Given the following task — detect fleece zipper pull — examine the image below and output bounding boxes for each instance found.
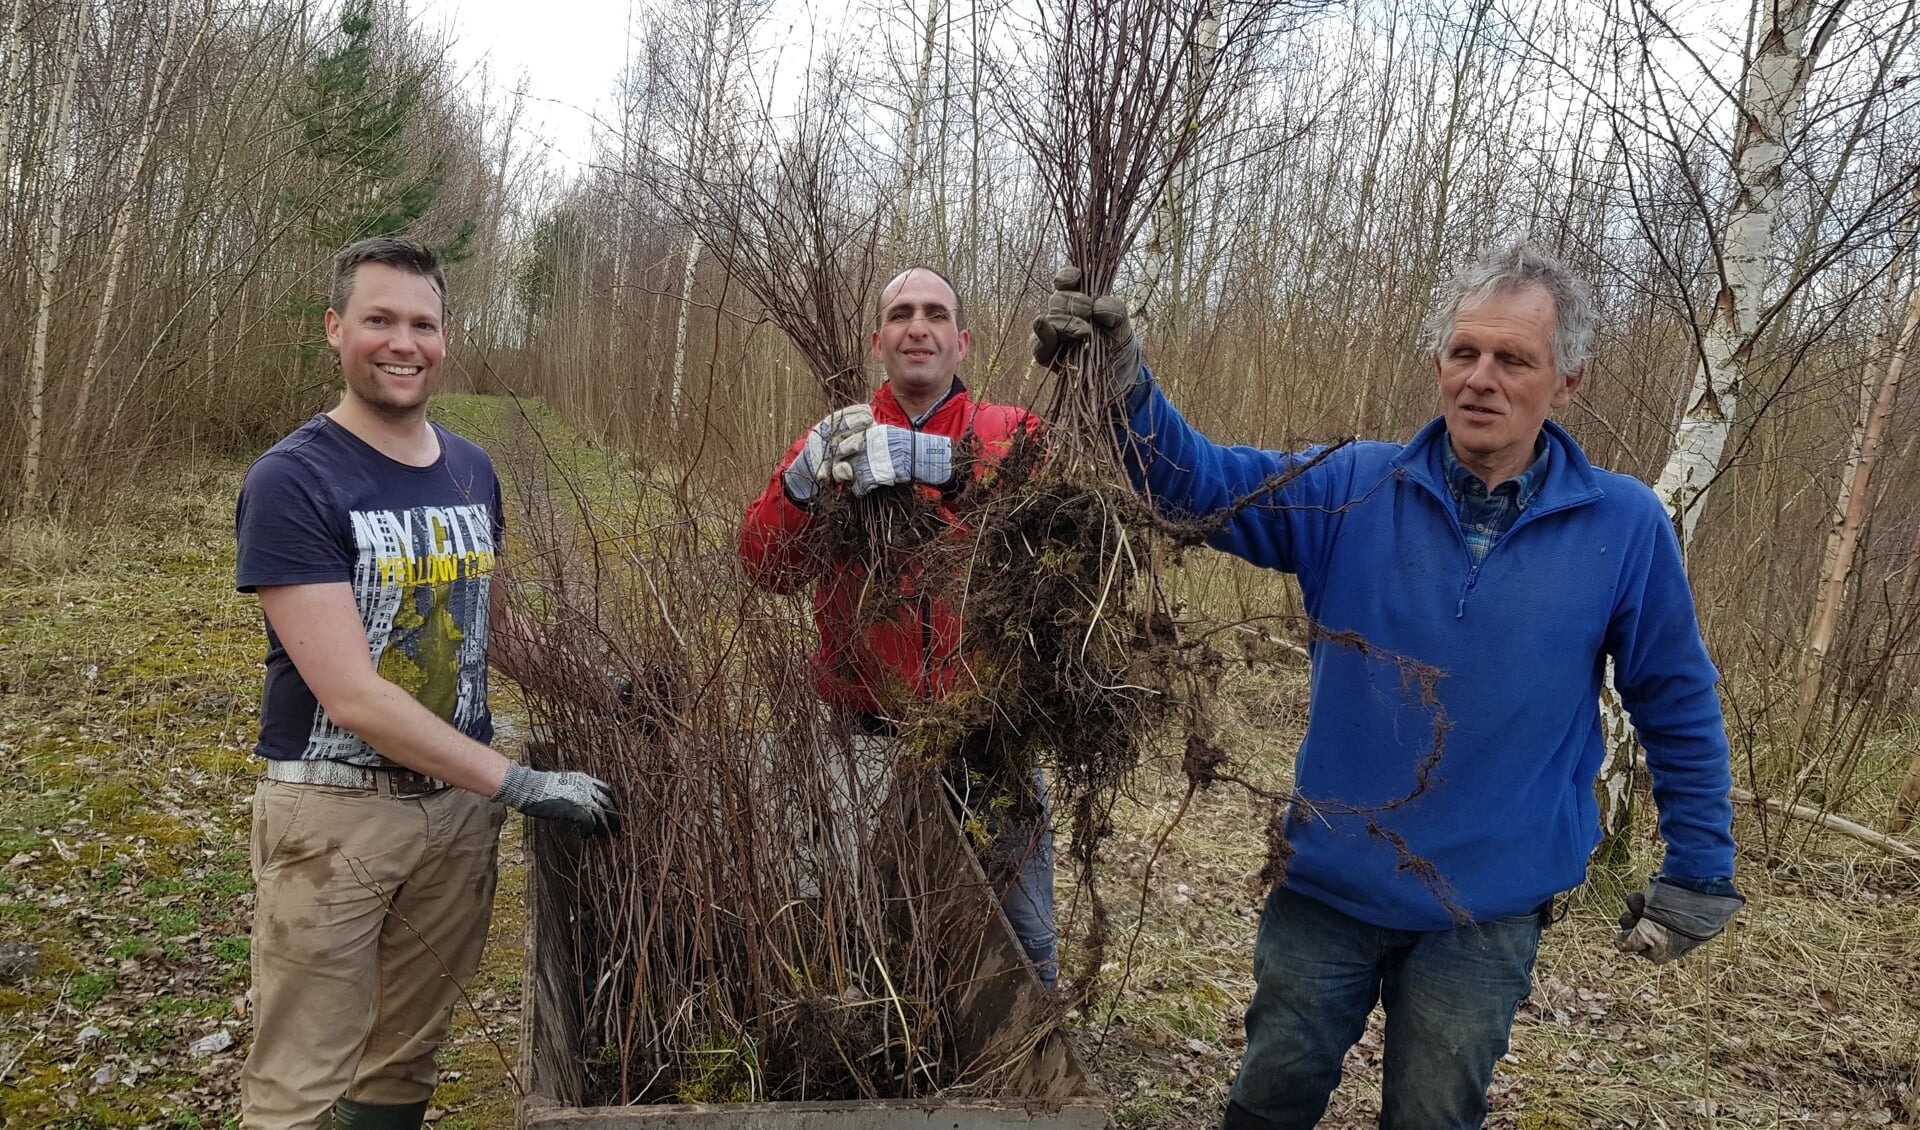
[1457,564,1480,620]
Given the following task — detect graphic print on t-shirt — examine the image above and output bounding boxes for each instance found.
[301,502,496,762]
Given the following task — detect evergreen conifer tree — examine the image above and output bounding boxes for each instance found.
[282,1,473,370]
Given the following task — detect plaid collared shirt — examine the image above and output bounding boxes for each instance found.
[1443,438,1550,566]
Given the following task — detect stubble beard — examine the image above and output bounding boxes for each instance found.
[343,368,434,425]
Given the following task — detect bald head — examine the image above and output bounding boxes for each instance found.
[876,266,965,331]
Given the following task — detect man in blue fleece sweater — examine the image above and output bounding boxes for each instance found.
[1031,247,1742,1129]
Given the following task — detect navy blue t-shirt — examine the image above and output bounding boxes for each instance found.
[236,415,504,765]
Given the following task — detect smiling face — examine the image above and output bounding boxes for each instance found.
[325,262,447,423]
[1435,285,1582,486]
[871,268,969,417]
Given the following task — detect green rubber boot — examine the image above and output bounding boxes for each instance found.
[332,1098,430,1130]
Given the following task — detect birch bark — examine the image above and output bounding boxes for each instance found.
[1596,0,1820,840]
[1794,215,1916,740]
[1868,280,1920,833]
[1136,2,1218,340]
[66,0,212,460]
[669,0,747,419]
[890,0,942,253]
[20,0,86,511]
[1647,0,1816,545]
[0,0,25,247]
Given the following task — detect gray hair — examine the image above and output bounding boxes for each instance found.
[1420,245,1597,379]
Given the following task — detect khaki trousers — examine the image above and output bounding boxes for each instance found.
[240,779,505,1130]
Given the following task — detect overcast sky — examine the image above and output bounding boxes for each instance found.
[420,0,634,170]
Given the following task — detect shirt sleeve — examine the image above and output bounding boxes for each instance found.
[739,431,822,595]
[235,452,353,592]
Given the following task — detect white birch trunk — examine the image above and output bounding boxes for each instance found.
[1596,0,1817,838]
[890,0,942,254]
[477,86,521,352]
[670,0,746,419]
[0,0,26,234]
[66,1,208,459]
[1647,0,1815,545]
[20,0,85,511]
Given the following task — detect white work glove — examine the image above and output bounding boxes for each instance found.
[830,423,953,497]
[491,761,620,837]
[782,405,875,503]
[1614,877,1743,964]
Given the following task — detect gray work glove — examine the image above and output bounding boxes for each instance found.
[1614,878,1743,964]
[830,423,953,497]
[492,761,620,837]
[1029,266,1145,408]
[782,404,875,503]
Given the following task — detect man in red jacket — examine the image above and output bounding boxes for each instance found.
[739,265,1058,987]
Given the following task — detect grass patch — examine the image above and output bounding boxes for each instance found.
[4,401,1916,1126]
[0,459,256,1124]
[0,515,104,577]
[71,971,116,1008]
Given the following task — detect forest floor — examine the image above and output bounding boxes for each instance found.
[2,397,1918,1128]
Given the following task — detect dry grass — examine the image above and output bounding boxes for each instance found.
[1075,653,1920,1129]
[4,402,1916,1126]
[0,516,106,579]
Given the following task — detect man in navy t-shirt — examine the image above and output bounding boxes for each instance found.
[234,237,618,1130]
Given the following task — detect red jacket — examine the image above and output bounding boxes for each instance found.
[739,380,1035,716]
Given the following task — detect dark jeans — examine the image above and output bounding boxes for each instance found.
[848,713,1058,988]
[1223,886,1542,1130]
[946,764,1058,988]
[993,792,1057,988]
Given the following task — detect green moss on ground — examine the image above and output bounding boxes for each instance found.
[5,399,1914,1127]
[0,415,526,1126]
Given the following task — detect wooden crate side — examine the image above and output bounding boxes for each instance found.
[522,818,587,1106]
[521,1094,1110,1129]
[883,773,1097,1103]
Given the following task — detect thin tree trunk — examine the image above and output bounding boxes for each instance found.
[929,9,953,264]
[0,0,26,252]
[65,0,210,460]
[1339,33,1396,400]
[476,85,522,354]
[1422,0,1491,283]
[890,0,942,253]
[1873,284,1920,834]
[1596,0,1819,840]
[1648,0,1816,546]
[21,0,85,511]
[1779,0,1903,312]
[1794,226,1917,740]
[1137,1,1217,339]
[670,0,745,419]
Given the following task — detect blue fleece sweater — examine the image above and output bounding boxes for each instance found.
[1128,382,1736,930]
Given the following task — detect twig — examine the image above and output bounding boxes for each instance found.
[1096,778,1202,1057]
[0,973,69,1085]
[1731,787,1920,863]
